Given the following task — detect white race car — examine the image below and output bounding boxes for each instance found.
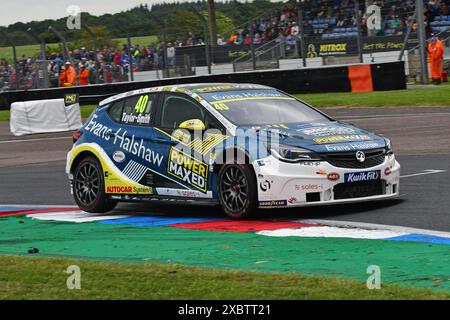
[66,83,400,219]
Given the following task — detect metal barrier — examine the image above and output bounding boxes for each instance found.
[0,61,407,110]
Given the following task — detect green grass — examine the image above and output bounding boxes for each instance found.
[113,35,158,47]
[0,35,158,62]
[80,105,96,119]
[0,110,10,121]
[0,255,448,300]
[295,83,450,108]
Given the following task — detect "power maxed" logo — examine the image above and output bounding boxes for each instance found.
[167,148,209,193]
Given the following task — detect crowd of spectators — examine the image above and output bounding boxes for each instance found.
[0,42,180,91]
[217,0,450,43]
[0,56,37,91]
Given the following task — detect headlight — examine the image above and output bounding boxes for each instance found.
[269,143,321,163]
[385,138,393,155]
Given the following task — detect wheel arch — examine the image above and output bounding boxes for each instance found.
[214,146,255,170]
[70,150,100,174]
[213,147,258,192]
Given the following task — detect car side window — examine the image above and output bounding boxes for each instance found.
[108,101,124,122]
[204,112,225,131]
[160,94,205,129]
[120,94,156,126]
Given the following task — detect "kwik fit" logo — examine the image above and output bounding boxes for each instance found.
[344,170,381,183]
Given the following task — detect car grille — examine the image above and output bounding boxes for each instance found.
[334,180,385,200]
[323,149,386,169]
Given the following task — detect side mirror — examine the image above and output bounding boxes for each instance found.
[179,119,206,131]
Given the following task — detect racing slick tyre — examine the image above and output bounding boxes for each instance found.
[218,161,258,219]
[73,156,118,213]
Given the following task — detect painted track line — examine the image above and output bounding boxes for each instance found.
[297,219,450,238]
[400,169,446,179]
[0,136,70,144]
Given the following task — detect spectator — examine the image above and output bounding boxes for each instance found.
[64,61,77,86]
[244,34,252,45]
[78,64,89,86]
[59,66,66,87]
[217,35,226,45]
[253,33,262,45]
[428,34,445,84]
[167,42,175,67]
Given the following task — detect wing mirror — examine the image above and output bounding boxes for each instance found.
[179,119,206,131]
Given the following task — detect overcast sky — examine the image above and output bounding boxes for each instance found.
[0,0,207,27]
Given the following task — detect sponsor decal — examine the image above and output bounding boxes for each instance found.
[113,128,164,167]
[324,142,381,152]
[121,113,151,125]
[259,200,288,207]
[167,147,209,193]
[313,135,372,144]
[344,170,381,183]
[106,186,152,194]
[155,188,213,199]
[84,114,113,140]
[172,129,192,144]
[299,126,356,137]
[299,161,321,167]
[112,151,126,163]
[257,159,270,167]
[288,197,297,204]
[192,85,237,93]
[296,184,324,191]
[316,169,328,175]
[208,90,287,102]
[64,94,79,106]
[384,167,392,176]
[319,43,348,55]
[84,116,164,167]
[259,180,272,192]
[266,124,289,129]
[327,173,340,181]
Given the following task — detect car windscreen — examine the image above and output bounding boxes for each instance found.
[199,89,330,126]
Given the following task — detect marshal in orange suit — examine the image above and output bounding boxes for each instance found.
[428,36,444,85]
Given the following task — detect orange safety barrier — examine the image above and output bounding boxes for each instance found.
[347,65,374,93]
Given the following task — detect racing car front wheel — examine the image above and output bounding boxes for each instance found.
[218,162,257,219]
[73,156,117,213]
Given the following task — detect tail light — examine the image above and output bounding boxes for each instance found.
[72,130,82,144]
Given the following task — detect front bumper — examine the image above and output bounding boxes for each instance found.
[254,154,400,208]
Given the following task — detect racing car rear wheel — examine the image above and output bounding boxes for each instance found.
[218,162,257,219]
[73,156,117,213]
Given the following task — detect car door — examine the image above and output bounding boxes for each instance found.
[151,92,225,197]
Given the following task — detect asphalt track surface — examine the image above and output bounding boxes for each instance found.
[1,107,449,232]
